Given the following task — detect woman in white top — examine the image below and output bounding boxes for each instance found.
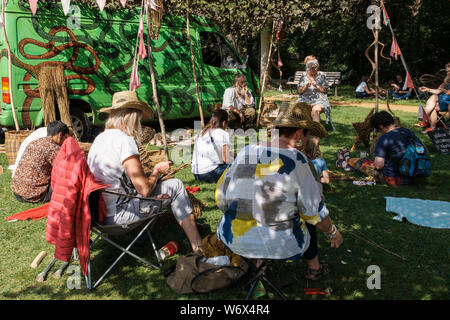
[87,91,203,253]
[355,75,376,98]
[192,109,231,183]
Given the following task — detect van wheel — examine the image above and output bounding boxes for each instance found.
[70,108,92,142]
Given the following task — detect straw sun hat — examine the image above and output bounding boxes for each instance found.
[100,91,154,119]
[273,101,327,138]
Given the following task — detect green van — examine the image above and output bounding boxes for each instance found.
[0,0,260,140]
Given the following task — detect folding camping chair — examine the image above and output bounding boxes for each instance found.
[84,189,171,290]
[436,110,449,128]
[242,259,288,300]
[38,189,172,290]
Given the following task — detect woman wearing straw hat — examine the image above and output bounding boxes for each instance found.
[297,55,332,124]
[216,101,342,280]
[87,91,204,254]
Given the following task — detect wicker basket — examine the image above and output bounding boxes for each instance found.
[78,142,92,158]
[4,130,33,165]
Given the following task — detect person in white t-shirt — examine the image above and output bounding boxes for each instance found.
[355,75,376,99]
[87,91,203,254]
[192,109,232,183]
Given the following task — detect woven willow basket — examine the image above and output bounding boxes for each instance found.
[4,130,33,165]
[78,142,92,158]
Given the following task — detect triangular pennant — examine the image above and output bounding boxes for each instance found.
[96,0,106,11]
[148,0,157,11]
[403,72,414,90]
[277,51,283,68]
[138,32,147,60]
[382,7,390,25]
[29,0,38,16]
[129,60,142,91]
[61,0,71,16]
[390,37,402,60]
[120,0,127,7]
[137,13,147,60]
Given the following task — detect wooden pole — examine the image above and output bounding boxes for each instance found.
[256,21,275,127]
[1,0,19,131]
[374,28,379,113]
[186,0,204,127]
[145,3,169,161]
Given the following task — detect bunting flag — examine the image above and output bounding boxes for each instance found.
[137,13,147,60]
[390,37,402,60]
[61,0,71,16]
[382,7,390,25]
[277,51,283,68]
[96,0,106,11]
[402,72,415,90]
[29,0,38,16]
[120,0,127,7]
[129,59,141,91]
[148,0,157,11]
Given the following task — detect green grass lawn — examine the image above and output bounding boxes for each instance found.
[1,104,449,300]
[264,84,427,107]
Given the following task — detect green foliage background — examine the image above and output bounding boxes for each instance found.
[53,0,449,87]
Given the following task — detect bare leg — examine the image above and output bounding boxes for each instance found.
[306,256,320,270]
[178,214,203,252]
[424,94,439,118]
[429,109,438,129]
[311,105,323,123]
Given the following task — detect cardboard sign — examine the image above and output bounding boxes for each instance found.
[427,128,450,154]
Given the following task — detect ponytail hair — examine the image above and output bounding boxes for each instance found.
[300,135,322,160]
[202,109,228,136]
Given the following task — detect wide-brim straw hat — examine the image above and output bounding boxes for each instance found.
[273,101,327,138]
[100,91,154,119]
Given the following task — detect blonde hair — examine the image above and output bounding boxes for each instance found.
[304,55,317,64]
[105,108,143,143]
[301,135,322,159]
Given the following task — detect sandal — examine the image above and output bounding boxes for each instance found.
[305,263,331,281]
[414,121,429,128]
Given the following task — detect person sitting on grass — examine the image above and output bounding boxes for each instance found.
[355,75,376,99]
[11,121,69,203]
[370,111,425,186]
[300,135,330,185]
[389,74,413,100]
[87,91,204,254]
[192,109,232,183]
[215,101,343,281]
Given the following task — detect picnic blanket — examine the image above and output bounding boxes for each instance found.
[385,197,450,229]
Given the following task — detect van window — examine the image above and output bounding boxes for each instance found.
[200,31,241,69]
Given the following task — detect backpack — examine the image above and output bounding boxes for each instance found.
[165,252,249,294]
[398,131,431,178]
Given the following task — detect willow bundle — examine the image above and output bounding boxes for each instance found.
[37,65,73,136]
[149,0,164,39]
[38,66,57,126]
[139,144,167,173]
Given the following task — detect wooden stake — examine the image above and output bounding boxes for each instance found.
[186,0,204,128]
[256,21,276,127]
[1,0,19,131]
[145,3,169,161]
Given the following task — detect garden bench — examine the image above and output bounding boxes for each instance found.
[286,71,341,97]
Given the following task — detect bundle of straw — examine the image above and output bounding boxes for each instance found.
[149,0,164,39]
[37,65,74,137]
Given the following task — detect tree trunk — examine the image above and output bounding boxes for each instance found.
[260,27,272,88]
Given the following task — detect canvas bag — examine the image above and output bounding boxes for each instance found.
[166,252,249,294]
[398,131,431,177]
